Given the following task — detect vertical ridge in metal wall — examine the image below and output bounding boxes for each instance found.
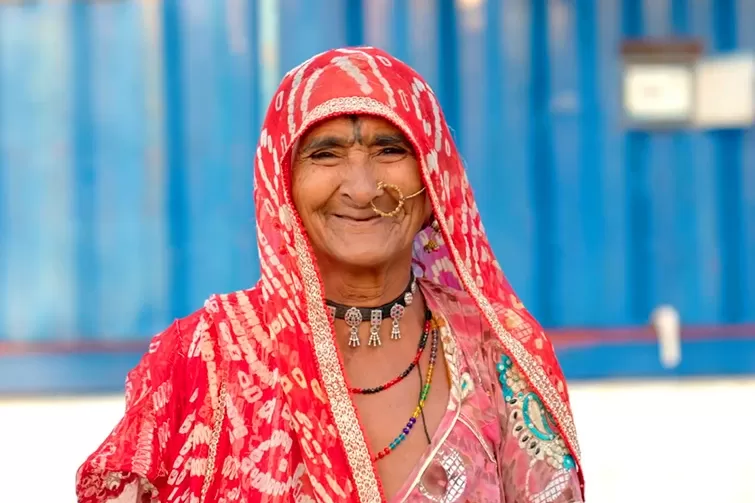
[71,2,97,338]
[529,0,556,327]
[738,0,755,322]
[390,0,409,64]
[481,0,507,295]
[712,0,746,323]
[643,0,677,318]
[162,0,189,320]
[576,0,605,326]
[549,0,581,326]
[622,0,652,325]
[437,0,460,144]
[346,0,364,47]
[246,0,262,284]
[0,5,6,339]
[669,0,703,321]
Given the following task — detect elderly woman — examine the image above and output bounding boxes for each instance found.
[76,48,584,503]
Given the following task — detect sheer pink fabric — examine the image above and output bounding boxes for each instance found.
[76,47,583,503]
[387,281,583,502]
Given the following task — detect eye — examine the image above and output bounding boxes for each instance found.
[310,150,338,160]
[378,147,407,156]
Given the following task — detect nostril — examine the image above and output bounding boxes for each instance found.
[339,178,382,207]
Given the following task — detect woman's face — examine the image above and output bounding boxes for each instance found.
[291,115,431,270]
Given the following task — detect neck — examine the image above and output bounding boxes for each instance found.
[319,259,413,307]
[318,256,425,356]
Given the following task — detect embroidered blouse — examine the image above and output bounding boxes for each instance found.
[394,282,584,502]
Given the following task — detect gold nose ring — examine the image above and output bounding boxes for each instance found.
[370,181,426,218]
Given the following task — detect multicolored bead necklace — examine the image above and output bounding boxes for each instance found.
[372,315,439,462]
[349,309,432,395]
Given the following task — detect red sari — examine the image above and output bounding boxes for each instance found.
[76,47,584,503]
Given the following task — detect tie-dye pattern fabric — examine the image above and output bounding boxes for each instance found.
[76,47,583,503]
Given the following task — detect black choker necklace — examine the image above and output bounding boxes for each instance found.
[326,274,418,348]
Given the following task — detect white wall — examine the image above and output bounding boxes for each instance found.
[1,379,753,503]
[571,379,755,503]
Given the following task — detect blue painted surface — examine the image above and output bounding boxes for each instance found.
[559,338,755,380]
[1,4,78,341]
[3,336,754,395]
[0,351,146,396]
[1,0,755,389]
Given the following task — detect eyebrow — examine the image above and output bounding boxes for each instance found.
[299,136,352,154]
[372,133,411,148]
[299,132,411,154]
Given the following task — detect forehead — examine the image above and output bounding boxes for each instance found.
[301,115,403,138]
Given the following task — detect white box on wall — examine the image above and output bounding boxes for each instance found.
[623,63,695,124]
[694,53,755,129]
[619,39,702,130]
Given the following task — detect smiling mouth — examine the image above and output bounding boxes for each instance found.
[334,214,380,223]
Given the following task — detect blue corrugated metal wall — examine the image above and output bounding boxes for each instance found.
[1,0,754,358]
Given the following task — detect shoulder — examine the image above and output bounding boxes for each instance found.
[419,279,493,355]
[420,278,499,337]
[199,287,277,381]
[420,279,522,362]
[140,305,208,365]
[128,286,269,390]
[123,306,208,403]
[160,308,206,360]
[203,287,264,324]
[168,287,268,354]
[420,278,544,346]
[420,278,477,312]
[420,278,508,316]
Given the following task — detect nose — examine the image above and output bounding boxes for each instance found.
[339,151,380,207]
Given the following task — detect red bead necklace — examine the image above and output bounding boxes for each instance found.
[348,310,432,395]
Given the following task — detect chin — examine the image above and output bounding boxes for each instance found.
[332,252,393,270]
[326,243,399,270]
[312,231,413,270]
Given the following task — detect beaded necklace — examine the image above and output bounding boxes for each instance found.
[372,318,439,462]
[349,309,432,395]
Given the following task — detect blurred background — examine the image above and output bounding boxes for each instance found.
[1,0,754,501]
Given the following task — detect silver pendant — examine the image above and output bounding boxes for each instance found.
[390,304,404,340]
[345,307,362,347]
[368,309,382,347]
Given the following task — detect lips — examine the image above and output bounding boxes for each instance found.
[333,214,380,223]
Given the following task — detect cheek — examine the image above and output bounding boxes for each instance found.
[392,158,423,187]
[423,197,433,222]
[290,171,304,211]
[291,167,313,208]
[388,159,424,206]
[291,166,331,213]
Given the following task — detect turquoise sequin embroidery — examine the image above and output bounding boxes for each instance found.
[496,354,575,472]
